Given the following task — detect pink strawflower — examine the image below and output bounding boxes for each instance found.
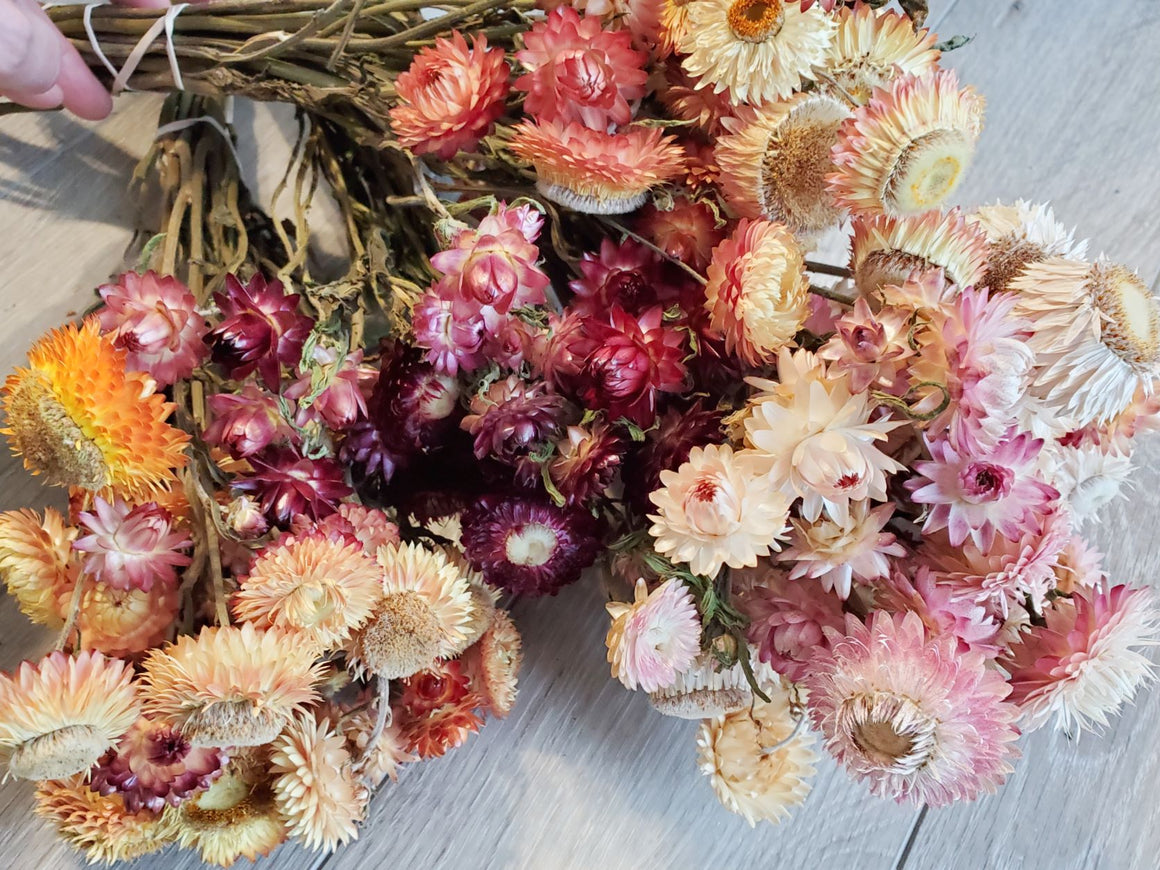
[569,238,668,318]
[533,310,593,391]
[606,578,702,692]
[225,494,270,540]
[430,205,550,314]
[73,497,192,592]
[876,566,1003,657]
[577,305,688,426]
[313,503,401,556]
[233,446,352,528]
[817,298,914,394]
[1001,584,1160,732]
[515,7,648,130]
[284,349,375,430]
[412,290,488,375]
[908,430,1059,550]
[741,567,846,683]
[203,383,297,458]
[805,611,1020,807]
[389,32,509,160]
[779,501,905,599]
[97,271,208,386]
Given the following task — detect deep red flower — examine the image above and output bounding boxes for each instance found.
[569,238,674,317]
[232,446,352,528]
[203,383,297,458]
[369,343,462,461]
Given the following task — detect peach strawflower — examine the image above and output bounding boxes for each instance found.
[649,443,792,578]
[606,578,702,692]
[704,218,810,366]
[635,197,726,273]
[744,348,905,524]
[658,0,692,57]
[175,768,287,867]
[35,775,178,864]
[141,623,324,747]
[75,577,182,657]
[2,320,189,498]
[510,120,685,214]
[1001,584,1160,733]
[395,660,484,759]
[389,33,509,160]
[341,705,416,786]
[348,542,475,679]
[0,650,139,781]
[233,532,383,650]
[461,608,523,718]
[830,71,985,217]
[0,507,75,627]
[779,500,905,599]
[819,3,940,104]
[850,209,989,296]
[806,612,1020,806]
[678,0,837,105]
[270,713,368,852]
[697,683,816,825]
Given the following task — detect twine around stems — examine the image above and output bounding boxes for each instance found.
[83,2,191,94]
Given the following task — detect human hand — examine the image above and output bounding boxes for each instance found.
[0,0,171,120]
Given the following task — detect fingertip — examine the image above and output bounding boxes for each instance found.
[55,41,112,121]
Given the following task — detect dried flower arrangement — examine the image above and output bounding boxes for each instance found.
[0,0,1157,860]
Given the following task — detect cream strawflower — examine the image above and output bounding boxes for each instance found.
[1036,441,1132,524]
[649,443,792,577]
[679,0,836,105]
[0,650,139,781]
[606,578,702,692]
[830,71,984,217]
[851,209,989,296]
[270,713,368,852]
[716,94,849,237]
[1011,257,1160,428]
[971,200,1087,292]
[819,3,939,104]
[697,682,816,826]
[744,348,905,524]
[779,500,906,598]
[0,506,74,627]
[704,219,810,366]
[175,768,287,866]
[651,649,780,718]
[141,622,324,747]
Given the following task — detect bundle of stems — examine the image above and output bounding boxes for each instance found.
[43,0,533,142]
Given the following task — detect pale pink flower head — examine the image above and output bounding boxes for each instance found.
[908,429,1059,550]
[389,32,510,160]
[515,7,648,130]
[98,270,208,386]
[743,349,905,524]
[285,349,375,430]
[779,500,905,599]
[606,577,702,692]
[1000,584,1160,733]
[315,503,401,556]
[805,611,1020,807]
[411,290,488,375]
[430,207,550,314]
[73,497,192,591]
[740,566,846,683]
[817,297,914,394]
[649,444,791,578]
[876,566,1003,657]
[203,383,297,458]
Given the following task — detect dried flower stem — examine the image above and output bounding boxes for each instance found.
[360,676,393,763]
[55,575,88,652]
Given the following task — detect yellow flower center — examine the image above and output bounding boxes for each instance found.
[888,131,972,213]
[1090,264,1160,366]
[727,0,784,43]
[3,372,108,490]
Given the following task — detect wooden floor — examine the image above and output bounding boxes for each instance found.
[1,2,1158,868]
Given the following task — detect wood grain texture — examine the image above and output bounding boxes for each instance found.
[0,1,1157,868]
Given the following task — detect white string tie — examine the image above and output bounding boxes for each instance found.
[81,2,190,95]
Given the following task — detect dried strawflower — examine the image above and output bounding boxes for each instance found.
[233,446,352,528]
[203,384,297,458]
[635,197,726,273]
[175,769,287,867]
[76,576,182,657]
[850,209,989,296]
[0,650,139,781]
[395,660,484,759]
[461,609,523,718]
[1,320,189,497]
[971,199,1087,292]
[140,623,324,747]
[0,507,75,627]
[819,3,939,104]
[549,422,624,507]
[73,496,191,592]
[606,578,701,692]
[742,566,846,682]
[623,402,724,513]
[461,375,572,482]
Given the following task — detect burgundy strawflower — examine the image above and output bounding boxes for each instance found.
[206,273,314,389]
[576,306,688,427]
[369,343,462,461]
[73,497,192,592]
[569,238,670,317]
[461,375,573,484]
[90,717,225,812]
[233,446,352,528]
[97,271,208,386]
[340,419,401,484]
[461,494,602,596]
[203,383,297,458]
[549,422,624,506]
[622,402,724,513]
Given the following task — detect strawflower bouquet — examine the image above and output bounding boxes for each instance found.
[1,0,1158,858]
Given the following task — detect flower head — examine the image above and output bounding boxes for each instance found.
[461,375,572,482]
[0,650,139,780]
[817,296,915,393]
[623,402,724,513]
[850,209,989,296]
[174,768,286,866]
[206,274,313,389]
[284,348,375,431]
[73,496,191,592]
[2,320,189,497]
[233,446,352,528]
[742,566,846,682]
[549,421,624,507]
[0,507,75,627]
[704,218,809,367]
[395,660,484,759]
[570,238,669,318]
[971,199,1087,292]
[635,197,726,273]
[98,271,208,385]
[369,342,462,465]
[805,612,1020,806]
[204,383,297,458]
[461,609,523,718]
[877,566,1003,657]
[75,572,182,657]
[650,648,779,718]
[819,3,939,104]
[780,500,905,599]
[606,578,702,692]
[390,33,509,160]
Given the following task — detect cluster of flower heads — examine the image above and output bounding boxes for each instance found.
[0,268,522,865]
[383,0,1160,828]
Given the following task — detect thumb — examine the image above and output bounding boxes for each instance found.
[0,0,65,97]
